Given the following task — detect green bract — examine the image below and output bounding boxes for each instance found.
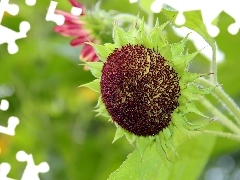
[81,19,212,159]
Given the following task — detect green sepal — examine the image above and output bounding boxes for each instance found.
[138,17,145,34]
[141,32,153,49]
[181,118,205,131]
[159,132,172,161]
[125,131,137,145]
[112,126,126,143]
[149,20,167,49]
[80,79,100,92]
[148,136,155,145]
[95,104,109,117]
[85,62,103,78]
[171,112,188,135]
[136,137,150,158]
[163,128,179,159]
[128,20,138,44]
[171,34,189,58]
[113,24,129,47]
[179,101,207,118]
[173,51,199,76]
[95,96,103,108]
[180,72,206,84]
[87,43,112,62]
[163,127,172,140]
[159,43,172,62]
[188,83,215,95]
[155,134,169,160]
[180,88,199,101]
[104,43,115,51]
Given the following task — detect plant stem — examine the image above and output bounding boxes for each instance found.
[147,12,154,30]
[211,41,218,84]
[113,14,150,32]
[201,130,240,142]
[198,96,240,134]
[196,78,240,125]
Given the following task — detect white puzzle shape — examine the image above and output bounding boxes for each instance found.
[46,0,82,25]
[0,163,15,180]
[16,151,50,180]
[25,0,36,6]
[46,1,65,25]
[130,0,240,37]
[0,116,19,136]
[0,99,9,111]
[0,0,31,54]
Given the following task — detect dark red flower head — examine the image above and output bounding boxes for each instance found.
[100,44,181,136]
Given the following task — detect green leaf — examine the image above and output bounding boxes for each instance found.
[162,10,215,48]
[136,137,150,157]
[86,62,103,78]
[109,124,222,180]
[80,79,100,92]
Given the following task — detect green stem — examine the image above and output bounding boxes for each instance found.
[113,14,150,32]
[147,12,154,30]
[211,41,218,84]
[201,130,240,142]
[198,96,240,134]
[196,78,240,126]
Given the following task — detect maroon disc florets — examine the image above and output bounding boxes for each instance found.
[100,44,180,136]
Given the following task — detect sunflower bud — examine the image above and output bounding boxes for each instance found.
[82,19,212,157]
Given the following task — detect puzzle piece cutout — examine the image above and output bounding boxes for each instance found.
[46,0,82,25]
[172,26,225,63]
[0,151,49,180]
[0,163,15,180]
[16,151,50,180]
[25,0,36,6]
[0,0,19,23]
[0,99,9,111]
[0,0,31,54]
[130,0,240,37]
[0,116,19,136]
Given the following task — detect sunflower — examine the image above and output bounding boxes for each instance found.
[81,20,212,158]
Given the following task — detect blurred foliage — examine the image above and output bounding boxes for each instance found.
[0,0,240,180]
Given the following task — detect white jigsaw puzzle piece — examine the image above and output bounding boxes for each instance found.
[16,151,50,180]
[0,0,31,54]
[0,163,15,180]
[149,0,240,37]
[0,0,19,23]
[25,0,37,6]
[0,116,19,136]
[46,0,82,25]
[0,99,9,111]
[46,1,65,25]
[0,21,30,54]
[71,6,82,16]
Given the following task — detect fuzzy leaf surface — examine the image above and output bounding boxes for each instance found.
[109,124,221,180]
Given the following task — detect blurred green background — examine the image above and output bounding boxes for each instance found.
[0,0,240,179]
